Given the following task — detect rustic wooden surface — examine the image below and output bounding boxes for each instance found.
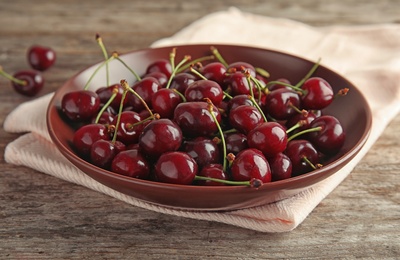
[1,0,399,259]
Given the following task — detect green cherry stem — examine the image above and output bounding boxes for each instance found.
[193,175,262,188]
[210,46,228,67]
[96,34,110,87]
[255,67,270,78]
[172,89,187,102]
[165,55,191,89]
[0,66,27,86]
[294,58,321,88]
[206,99,227,172]
[120,79,154,117]
[111,88,129,144]
[83,54,116,91]
[177,55,215,73]
[169,48,176,71]
[287,126,322,142]
[94,87,118,124]
[114,55,141,81]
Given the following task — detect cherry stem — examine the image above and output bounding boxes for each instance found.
[265,81,303,93]
[112,89,129,143]
[302,156,322,170]
[172,89,187,102]
[94,87,118,124]
[287,126,322,142]
[255,67,270,78]
[120,79,154,117]
[165,55,191,89]
[247,94,268,122]
[169,48,176,71]
[189,66,207,80]
[0,66,27,86]
[177,55,215,73]
[83,54,115,91]
[115,56,141,81]
[294,58,321,88]
[206,99,227,172]
[210,46,228,68]
[194,176,262,188]
[128,114,160,128]
[96,34,110,87]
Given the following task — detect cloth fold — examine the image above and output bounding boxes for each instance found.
[3,7,400,232]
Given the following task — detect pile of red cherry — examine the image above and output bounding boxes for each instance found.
[60,39,348,187]
[0,45,56,96]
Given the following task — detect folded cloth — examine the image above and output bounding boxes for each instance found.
[4,7,400,232]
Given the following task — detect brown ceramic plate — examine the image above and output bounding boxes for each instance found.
[47,44,372,211]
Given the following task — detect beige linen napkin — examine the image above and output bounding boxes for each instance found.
[4,7,400,233]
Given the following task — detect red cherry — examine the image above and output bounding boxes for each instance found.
[154,151,198,185]
[185,79,224,106]
[127,77,161,111]
[111,111,143,145]
[269,153,292,181]
[143,72,168,87]
[197,164,228,186]
[301,77,334,110]
[27,45,56,71]
[139,118,183,159]
[200,62,227,86]
[72,123,111,157]
[169,72,197,94]
[145,59,172,78]
[61,90,101,122]
[264,88,301,120]
[227,61,256,77]
[182,137,221,169]
[173,101,221,137]
[96,83,126,110]
[223,71,255,96]
[225,132,248,155]
[151,88,183,119]
[285,139,319,176]
[227,94,254,112]
[90,139,126,169]
[247,122,288,158]
[229,105,264,134]
[111,148,150,179]
[230,148,271,183]
[11,70,44,96]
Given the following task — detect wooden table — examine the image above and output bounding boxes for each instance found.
[1,0,399,259]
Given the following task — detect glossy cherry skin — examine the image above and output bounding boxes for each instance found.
[225,132,248,155]
[12,70,44,96]
[185,79,224,106]
[247,122,288,158]
[182,137,221,169]
[154,151,198,185]
[127,77,161,111]
[264,88,301,120]
[111,148,150,179]
[139,118,183,159]
[61,90,100,122]
[269,152,292,181]
[145,59,172,78]
[90,139,125,169]
[229,105,264,134]
[230,148,271,183]
[151,88,183,119]
[27,45,56,71]
[200,62,227,86]
[227,61,256,77]
[223,71,255,96]
[285,110,318,133]
[285,139,319,176]
[72,123,111,158]
[197,164,228,186]
[227,94,254,112]
[143,71,168,87]
[301,77,334,110]
[111,111,143,145]
[173,101,221,137]
[169,72,197,94]
[96,83,126,110]
[307,115,345,155]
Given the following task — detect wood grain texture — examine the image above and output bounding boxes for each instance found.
[0,0,399,259]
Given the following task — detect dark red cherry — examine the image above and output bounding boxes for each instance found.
[227,61,256,77]
[197,164,228,186]
[90,140,125,169]
[139,118,183,159]
[96,83,126,110]
[227,94,254,112]
[11,70,44,96]
[173,101,221,137]
[301,77,334,110]
[269,153,292,181]
[223,71,255,96]
[285,110,318,133]
[27,45,56,71]
[264,88,301,120]
[111,111,143,145]
[169,72,197,94]
[229,105,264,134]
[111,148,150,179]
[152,88,183,119]
[145,59,172,78]
[182,137,221,169]
[200,62,227,86]
[61,90,100,121]
[225,132,248,155]
[307,115,345,155]
[127,77,161,111]
[247,122,288,158]
[285,139,319,176]
[72,123,111,157]
[230,148,271,183]
[143,72,168,87]
[154,151,198,185]
[185,79,224,106]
